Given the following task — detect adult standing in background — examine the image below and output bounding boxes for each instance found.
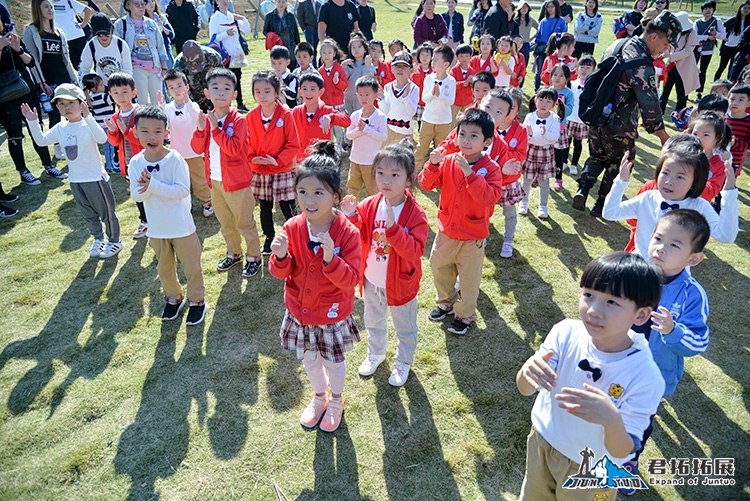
[296,0,322,58]
[483,0,516,40]
[145,0,174,68]
[442,0,464,49]
[264,0,300,69]
[693,0,725,99]
[173,40,224,111]
[515,0,537,66]
[532,0,565,90]
[318,0,359,56]
[50,0,94,69]
[715,1,750,81]
[166,0,200,55]
[615,0,647,38]
[659,11,698,113]
[654,0,669,14]
[413,0,448,46]
[356,0,375,40]
[467,0,491,49]
[573,0,602,58]
[538,0,571,26]
[210,0,250,110]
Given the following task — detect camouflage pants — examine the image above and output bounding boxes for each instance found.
[579,126,637,203]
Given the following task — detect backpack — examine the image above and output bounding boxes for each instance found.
[578,39,650,128]
[612,13,629,39]
[88,37,125,72]
[206,34,230,67]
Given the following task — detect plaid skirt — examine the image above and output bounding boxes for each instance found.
[567,120,589,141]
[555,123,570,149]
[251,171,296,202]
[280,309,360,363]
[414,104,425,122]
[497,180,525,207]
[522,144,555,181]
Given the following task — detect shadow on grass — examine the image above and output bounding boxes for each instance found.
[374,371,460,500]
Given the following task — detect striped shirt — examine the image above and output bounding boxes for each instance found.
[726,113,750,173]
[90,92,115,128]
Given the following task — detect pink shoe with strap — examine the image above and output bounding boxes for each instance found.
[319,397,344,432]
[300,394,328,428]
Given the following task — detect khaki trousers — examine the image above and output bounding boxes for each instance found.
[185,156,211,206]
[150,232,205,303]
[211,180,261,258]
[415,121,452,167]
[347,161,377,198]
[385,128,414,147]
[429,230,485,321]
[451,104,468,128]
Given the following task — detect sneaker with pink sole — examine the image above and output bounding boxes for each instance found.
[300,394,328,428]
[319,397,344,432]
[554,179,563,191]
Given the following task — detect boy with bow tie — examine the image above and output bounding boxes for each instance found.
[130,104,207,325]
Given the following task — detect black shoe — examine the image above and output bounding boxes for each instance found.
[447,318,472,335]
[262,238,273,256]
[44,165,68,179]
[572,189,587,211]
[242,259,261,278]
[0,193,18,203]
[0,203,19,218]
[589,203,603,218]
[428,306,454,322]
[162,300,185,321]
[217,255,243,271]
[237,105,249,113]
[186,303,207,325]
[20,169,41,186]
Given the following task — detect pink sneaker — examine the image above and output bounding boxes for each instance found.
[300,394,328,428]
[554,179,563,191]
[319,397,344,432]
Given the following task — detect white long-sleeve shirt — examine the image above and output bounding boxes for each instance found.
[128,149,196,239]
[602,177,739,256]
[209,10,250,57]
[379,80,419,135]
[523,110,560,147]
[27,115,108,183]
[422,73,456,125]
[78,36,133,86]
[345,107,388,165]
[165,100,201,159]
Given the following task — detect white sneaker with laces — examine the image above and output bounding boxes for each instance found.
[89,239,106,257]
[569,165,578,175]
[99,241,124,258]
[538,206,548,219]
[133,221,148,239]
[358,354,386,376]
[500,242,513,258]
[388,361,411,387]
[518,203,529,215]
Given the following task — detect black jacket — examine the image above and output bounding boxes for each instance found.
[483,4,518,39]
[166,0,200,42]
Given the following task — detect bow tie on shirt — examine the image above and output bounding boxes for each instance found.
[660,201,680,212]
[578,85,583,90]
[500,129,507,136]
[262,118,272,125]
[307,113,315,122]
[536,119,546,125]
[435,81,442,86]
[175,110,183,116]
[147,164,160,173]
[362,119,369,124]
[578,359,602,382]
[308,240,321,251]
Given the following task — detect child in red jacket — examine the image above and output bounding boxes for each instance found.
[247,70,301,255]
[341,144,429,387]
[450,44,475,126]
[410,43,434,125]
[539,33,578,86]
[419,108,503,336]
[269,141,361,433]
[293,73,352,163]
[191,68,262,278]
[318,38,349,148]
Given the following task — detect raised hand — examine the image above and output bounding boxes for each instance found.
[519,350,556,392]
[317,232,335,264]
[724,159,736,190]
[455,154,473,177]
[555,383,619,426]
[429,146,445,165]
[137,168,151,194]
[321,114,331,134]
[196,111,206,131]
[651,306,675,335]
[104,117,118,132]
[340,194,358,216]
[20,103,38,122]
[271,230,289,259]
[157,90,165,107]
[618,150,633,182]
[384,198,395,228]
[207,110,219,130]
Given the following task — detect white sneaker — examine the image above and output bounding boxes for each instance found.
[99,241,124,258]
[388,361,411,387]
[202,205,214,217]
[500,242,513,258]
[358,354,386,376]
[538,206,548,219]
[569,165,578,175]
[89,239,106,257]
[133,221,148,239]
[518,203,529,215]
[562,163,568,172]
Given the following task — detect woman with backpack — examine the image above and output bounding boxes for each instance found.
[659,11,698,114]
[614,0,647,39]
[693,1,725,99]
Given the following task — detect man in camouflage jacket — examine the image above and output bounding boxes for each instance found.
[173,41,225,112]
[573,11,682,217]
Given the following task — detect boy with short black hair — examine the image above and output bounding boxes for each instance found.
[726,83,750,176]
[470,71,495,108]
[516,251,664,501]
[271,46,299,108]
[415,44,457,167]
[129,104,207,325]
[22,84,123,259]
[293,42,317,79]
[379,51,420,145]
[105,72,149,239]
[450,43,475,126]
[79,13,132,86]
[346,76,388,197]
[566,55,596,175]
[419,108,503,335]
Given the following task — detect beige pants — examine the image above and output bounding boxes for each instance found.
[415,121,452,167]
[150,232,205,304]
[451,104,468,129]
[385,128,414,147]
[185,156,211,206]
[347,161,377,198]
[520,427,618,501]
[429,230,485,321]
[211,180,261,258]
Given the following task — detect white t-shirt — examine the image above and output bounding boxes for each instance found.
[79,36,133,85]
[422,74,456,125]
[51,0,86,41]
[345,108,388,165]
[364,198,405,288]
[568,79,584,124]
[128,149,196,239]
[166,101,201,159]
[531,319,664,465]
[27,115,108,183]
[209,114,228,182]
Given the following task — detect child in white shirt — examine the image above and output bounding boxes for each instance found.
[379,51,420,145]
[414,44,456,167]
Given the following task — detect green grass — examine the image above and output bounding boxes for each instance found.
[1,1,749,500]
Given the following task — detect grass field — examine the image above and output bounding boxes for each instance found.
[1,1,749,500]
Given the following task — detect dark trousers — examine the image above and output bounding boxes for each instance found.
[230,68,244,108]
[660,66,687,113]
[0,98,52,173]
[67,36,88,70]
[572,41,595,60]
[579,126,636,205]
[714,43,738,81]
[633,412,657,463]
[258,199,296,241]
[570,137,583,166]
[554,147,569,180]
[696,53,713,94]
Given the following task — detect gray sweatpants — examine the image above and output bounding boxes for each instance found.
[363,278,419,365]
[70,178,120,242]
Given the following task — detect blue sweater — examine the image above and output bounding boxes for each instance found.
[650,268,710,397]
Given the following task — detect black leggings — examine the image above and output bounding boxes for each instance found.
[570,137,583,167]
[230,68,244,107]
[696,53,713,94]
[259,199,296,241]
[0,97,52,172]
[554,147,569,180]
[714,43,738,81]
[660,66,687,113]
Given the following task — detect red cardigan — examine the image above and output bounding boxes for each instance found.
[292,103,351,161]
[439,128,511,181]
[450,64,475,107]
[500,119,527,185]
[469,54,499,77]
[269,212,361,325]
[247,103,300,175]
[410,65,433,107]
[347,191,428,306]
[319,62,348,107]
[108,106,143,176]
[540,53,578,85]
[376,61,394,86]
[419,153,503,240]
[190,108,251,192]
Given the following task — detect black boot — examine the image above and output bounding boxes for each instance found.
[572,179,594,211]
[589,195,605,218]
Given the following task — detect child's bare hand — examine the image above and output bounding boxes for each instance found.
[429,147,445,165]
[117,119,127,134]
[264,155,278,166]
[317,232,335,264]
[724,158,736,190]
[207,110,219,130]
[456,154,473,177]
[332,72,340,84]
[104,117,118,132]
[540,125,546,136]
[377,87,384,99]
[137,168,151,194]
[525,123,533,136]
[651,306,675,335]
[226,27,236,37]
[251,156,269,165]
[364,55,372,66]
[555,383,619,426]
[157,90,165,107]
[340,194,357,216]
[519,350,557,391]
[321,114,331,134]
[341,58,353,67]
[619,151,633,182]
[502,159,522,176]
[432,82,440,97]
[385,198,396,228]
[197,111,206,131]
[271,230,289,259]
[80,101,90,118]
[20,103,38,122]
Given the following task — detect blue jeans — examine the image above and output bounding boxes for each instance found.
[103,139,116,173]
[520,42,531,70]
[304,29,319,60]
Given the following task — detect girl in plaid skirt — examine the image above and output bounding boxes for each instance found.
[247,71,302,255]
[520,87,561,219]
[549,63,574,192]
[269,142,362,433]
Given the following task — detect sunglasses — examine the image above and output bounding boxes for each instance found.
[656,1,666,3]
